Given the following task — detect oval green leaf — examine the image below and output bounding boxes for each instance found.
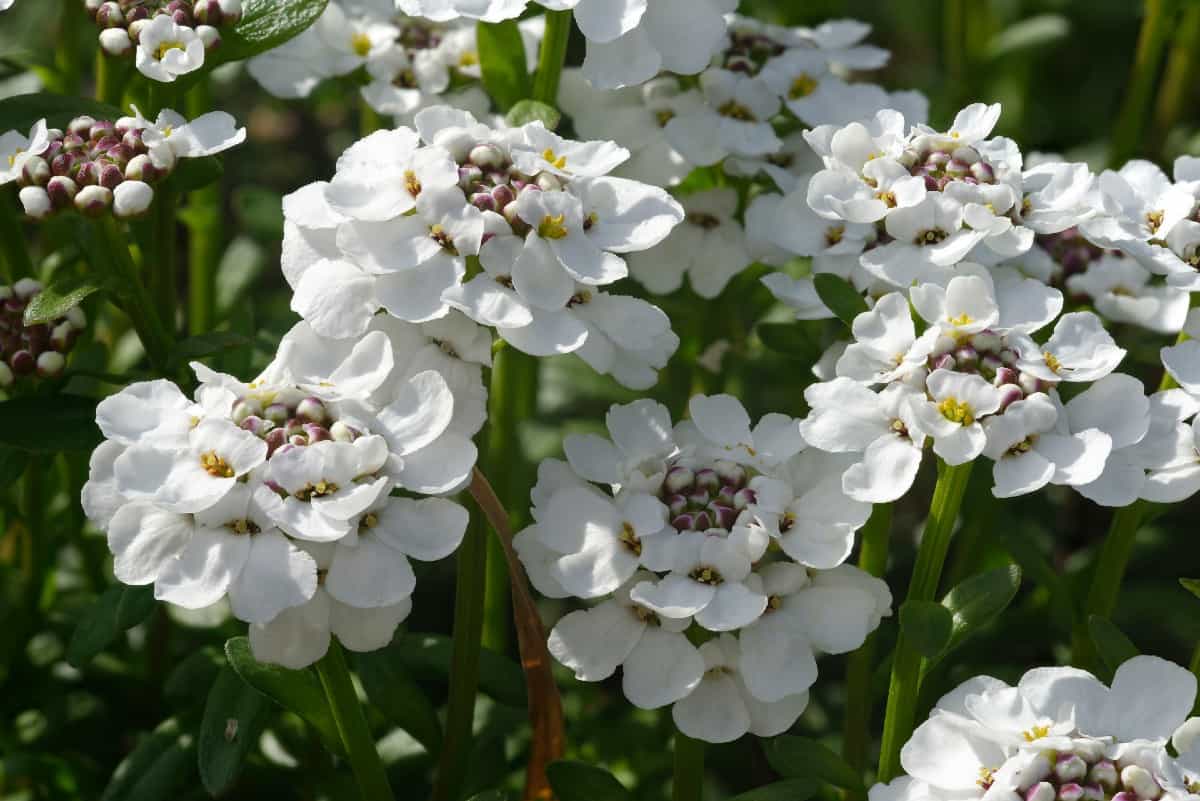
[813,273,869,327]
[764,736,865,792]
[545,760,633,801]
[198,666,271,795]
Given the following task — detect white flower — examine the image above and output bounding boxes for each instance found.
[665,69,782,166]
[127,106,247,162]
[135,15,206,83]
[0,118,48,185]
[1014,161,1097,234]
[875,656,1198,801]
[1066,254,1189,334]
[861,194,991,287]
[1011,311,1126,384]
[910,369,1004,465]
[0,1,14,11]
[395,0,528,23]
[761,49,927,127]
[835,292,935,384]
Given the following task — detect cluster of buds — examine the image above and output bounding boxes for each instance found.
[232,391,358,459]
[1006,740,1167,801]
[453,142,564,236]
[85,0,241,56]
[1038,227,1111,280]
[0,279,85,387]
[901,144,998,191]
[16,115,166,220]
[659,460,756,534]
[928,329,1050,411]
[721,27,789,75]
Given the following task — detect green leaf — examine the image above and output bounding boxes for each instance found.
[23,273,107,325]
[101,718,197,801]
[0,93,122,134]
[728,779,820,801]
[166,156,224,193]
[67,584,156,667]
[164,648,225,708]
[0,394,101,453]
[223,637,346,757]
[545,761,633,801]
[211,0,330,65]
[987,14,1070,59]
[505,99,561,130]
[764,736,865,792]
[168,330,252,367]
[233,186,285,241]
[900,600,954,658]
[1088,616,1140,675]
[813,273,868,327]
[354,650,443,753]
[216,236,267,318]
[198,666,271,795]
[395,633,526,707]
[757,321,820,358]
[476,20,531,111]
[1181,578,1200,600]
[924,565,1022,673]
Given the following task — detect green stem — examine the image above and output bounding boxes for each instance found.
[185,82,220,337]
[429,507,489,801]
[0,191,33,280]
[842,504,892,784]
[1109,0,1180,167]
[531,10,572,105]
[943,0,968,110]
[92,216,173,369]
[481,345,517,654]
[672,728,705,801]
[877,460,974,783]
[1149,3,1200,158]
[314,640,394,801]
[55,1,83,97]
[94,51,128,107]
[1071,503,1146,668]
[149,184,178,337]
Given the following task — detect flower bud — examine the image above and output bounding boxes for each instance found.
[288,433,308,447]
[9,349,35,375]
[925,150,951,169]
[1026,783,1056,801]
[98,162,124,189]
[707,502,736,529]
[232,395,264,421]
[219,0,243,24]
[491,183,515,210]
[1082,786,1104,801]
[1018,372,1043,395]
[470,191,496,212]
[264,427,288,457]
[49,321,74,352]
[979,354,1002,376]
[296,396,328,424]
[197,25,221,51]
[535,172,563,191]
[1089,761,1119,790]
[13,278,41,300]
[74,184,113,216]
[503,202,530,236]
[1016,754,1054,788]
[121,128,145,151]
[667,494,688,517]
[954,346,978,369]
[1111,794,1137,801]
[664,465,694,494]
[106,143,134,167]
[68,117,95,137]
[691,510,712,531]
[671,513,694,532]
[970,161,995,183]
[36,351,65,377]
[95,1,124,27]
[330,420,359,442]
[18,187,52,219]
[468,143,505,169]
[20,155,49,187]
[945,158,970,178]
[716,485,736,506]
[66,306,87,331]
[733,487,756,510]
[1121,766,1161,800]
[1058,785,1085,801]
[1055,754,1087,784]
[128,17,149,42]
[931,353,955,371]
[239,415,274,436]
[75,161,100,186]
[113,180,154,218]
[714,460,746,488]
[85,0,105,16]
[303,423,332,443]
[126,6,149,23]
[695,468,719,493]
[194,0,223,25]
[686,489,709,508]
[125,153,158,182]
[999,347,1018,365]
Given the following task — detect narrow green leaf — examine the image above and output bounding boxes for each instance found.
[1181,578,1200,600]
[728,779,820,801]
[67,584,156,667]
[476,20,531,111]
[987,14,1070,59]
[924,565,1022,674]
[757,321,820,358]
[813,273,869,327]
[0,93,122,133]
[505,99,561,130]
[223,637,346,757]
[395,633,526,707]
[764,736,865,792]
[354,649,444,753]
[1088,616,1140,675]
[198,667,271,795]
[215,236,267,318]
[0,395,101,453]
[900,600,954,658]
[101,718,197,801]
[22,273,107,325]
[545,760,633,801]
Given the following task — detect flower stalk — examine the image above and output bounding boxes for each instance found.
[185,81,221,337]
[92,216,174,370]
[150,183,179,336]
[673,728,705,801]
[531,10,572,105]
[1109,0,1180,167]
[1071,502,1146,669]
[877,459,974,782]
[314,640,394,801]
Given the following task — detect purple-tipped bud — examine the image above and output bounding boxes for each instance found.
[231,397,262,423]
[197,25,221,51]
[970,161,995,183]
[922,172,940,192]
[264,427,288,457]
[470,191,496,212]
[972,331,1002,352]
[127,18,150,42]
[490,183,515,210]
[330,420,359,442]
[1058,784,1085,801]
[1112,793,1138,801]
[98,162,124,189]
[303,423,332,443]
[89,120,115,142]
[468,143,505,169]
[95,2,124,27]
[671,513,694,532]
[1018,372,1044,395]
[932,353,956,371]
[288,433,308,447]
[503,202,530,236]
[457,164,483,191]
[20,156,49,187]
[75,161,100,186]
[725,55,755,73]
[1089,762,1119,791]
[999,347,1018,365]
[66,307,86,330]
[714,460,746,488]
[993,366,1018,385]
[68,117,95,137]
[50,153,75,177]
[106,143,134,167]
[686,489,710,509]
[49,321,74,352]
[264,402,289,425]
[954,346,978,368]
[664,465,694,494]
[74,185,112,216]
[716,485,736,506]
[9,349,35,375]
[122,129,145,152]
[1055,754,1088,784]
[733,487,757,510]
[219,0,243,24]
[239,415,273,436]
[945,158,970,177]
[979,354,1003,375]
[125,153,158,182]
[925,150,951,169]
[296,397,328,424]
[1082,786,1104,801]
[1120,766,1161,800]
[171,8,193,26]
[46,176,78,210]
[692,511,713,531]
[36,351,65,377]
[194,0,224,25]
[667,494,688,517]
[707,503,736,529]
[26,323,48,352]
[1026,783,1056,801]
[695,468,719,493]
[62,133,86,153]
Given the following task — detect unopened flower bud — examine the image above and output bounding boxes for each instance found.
[667,494,688,517]
[692,510,713,531]
[503,202,530,236]
[999,347,1018,365]
[49,321,74,352]
[1018,372,1043,395]
[1111,793,1137,801]
[945,158,970,178]
[1016,754,1054,787]
[75,161,100,186]
[128,17,150,42]
[218,0,243,23]
[95,1,124,27]
[288,433,307,447]
[106,143,134,167]
[470,191,496,212]
[713,460,745,487]
[13,278,41,300]
[125,153,157,182]
[1056,754,1088,784]
[262,402,288,425]
[686,489,709,508]
[954,346,978,368]
[68,117,95,137]
[9,349,35,375]
[239,415,274,436]
[1026,783,1056,801]
[1089,761,1119,790]
[194,0,223,25]
[536,172,563,191]
[232,399,261,424]
[20,155,49,187]
[126,6,149,23]
[979,354,1002,375]
[113,180,154,218]
[197,24,221,51]
[997,384,1024,411]
[671,513,694,532]
[491,183,515,210]
[36,351,65,377]
[1082,786,1104,801]
[707,502,736,529]
[469,143,505,169]
[264,427,288,457]
[694,468,719,493]
[18,186,52,219]
[330,420,358,442]
[716,485,736,506]
[66,307,87,330]
[664,465,694,494]
[1058,784,1085,801]
[296,396,328,424]
[733,487,756,510]
[98,162,124,189]
[971,161,995,183]
[303,423,332,443]
[85,0,104,16]
[1121,766,1161,800]
[932,353,955,371]
[121,128,144,151]
[74,184,112,216]
[972,331,1001,352]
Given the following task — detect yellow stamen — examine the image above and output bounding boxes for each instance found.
[949,312,973,326]
[789,72,818,99]
[937,396,975,426]
[200,451,234,478]
[457,50,479,68]
[541,147,567,169]
[1022,725,1050,742]
[404,169,421,197]
[1044,351,1062,374]
[538,213,568,240]
[154,40,186,60]
[351,32,373,57]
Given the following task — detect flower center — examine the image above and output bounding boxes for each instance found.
[825,225,845,247]
[200,451,234,478]
[227,518,260,535]
[937,396,975,425]
[1146,209,1164,234]
[915,228,949,246]
[295,480,339,502]
[688,565,724,585]
[618,522,642,555]
[430,223,459,254]
[717,100,757,122]
[655,109,675,127]
[1043,351,1063,374]
[154,40,186,60]
[541,148,567,170]
[877,190,897,207]
[1023,724,1050,742]
[538,213,569,239]
[359,512,380,531]
[789,73,818,99]
[457,50,479,68]
[404,169,422,197]
[7,148,23,168]
[686,212,721,230]
[567,289,592,307]
[351,32,373,57]
[949,312,973,326]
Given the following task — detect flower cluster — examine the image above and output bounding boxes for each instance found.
[4,109,244,220]
[87,0,243,81]
[873,657,1200,801]
[514,395,891,743]
[81,320,483,668]
[0,279,85,386]
[282,105,684,389]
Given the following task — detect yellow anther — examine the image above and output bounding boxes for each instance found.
[788,73,818,99]
[1146,210,1165,234]
[717,100,756,121]
[1022,725,1050,742]
[541,147,567,169]
[1043,351,1062,374]
[538,213,568,240]
[825,225,845,247]
[351,32,373,57]
[404,169,422,197]
[154,40,186,60]
[200,451,234,478]
[949,312,973,326]
[937,396,975,426]
[458,50,479,67]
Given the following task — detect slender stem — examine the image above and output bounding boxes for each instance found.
[92,216,173,369]
[1071,502,1146,669]
[429,502,489,801]
[0,191,33,281]
[1149,3,1200,158]
[1109,0,1180,167]
[23,453,44,615]
[313,640,394,801]
[482,345,516,654]
[943,0,968,111]
[531,10,572,106]
[185,82,220,337]
[149,184,179,337]
[877,460,974,783]
[94,51,128,107]
[842,504,892,784]
[55,1,83,97]
[672,729,705,801]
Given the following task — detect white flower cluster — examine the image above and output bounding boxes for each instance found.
[3,108,244,220]
[87,0,244,82]
[873,657,1200,801]
[282,105,684,389]
[82,319,487,668]
[514,395,891,743]
[248,0,543,125]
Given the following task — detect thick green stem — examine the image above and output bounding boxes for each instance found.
[185,82,221,337]
[877,460,974,783]
[1149,3,1200,158]
[842,504,892,784]
[1071,503,1146,669]
[531,10,572,105]
[150,184,179,337]
[92,216,173,369]
[1109,0,1180,167]
[314,640,394,801]
[0,191,33,281]
[94,51,128,107]
[429,507,489,801]
[672,729,705,801]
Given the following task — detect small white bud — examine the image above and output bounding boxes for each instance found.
[1121,766,1161,800]
[1174,717,1200,758]
[74,184,113,217]
[113,180,154,218]
[36,351,65,377]
[99,27,134,56]
[13,277,42,300]
[18,186,52,219]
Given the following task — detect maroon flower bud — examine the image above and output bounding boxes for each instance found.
[9,349,35,375]
[303,423,332,443]
[694,468,719,493]
[67,117,95,138]
[20,156,50,187]
[707,503,736,529]
[691,510,713,531]
[98,162,124,189]
[89,120,116,142]
[470,191,496,212]
[490,183,515,210]
[671,513,694,532]
[36,351,65,378]
[667,494,688,517]
[95,2,125,28]
[46,176,78,209]
[264,427,288,457]
[664,465,694,494]
[296,396,328,424]
[733,487,756,510]
[932,352,956,371]
[74,161,100,186]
